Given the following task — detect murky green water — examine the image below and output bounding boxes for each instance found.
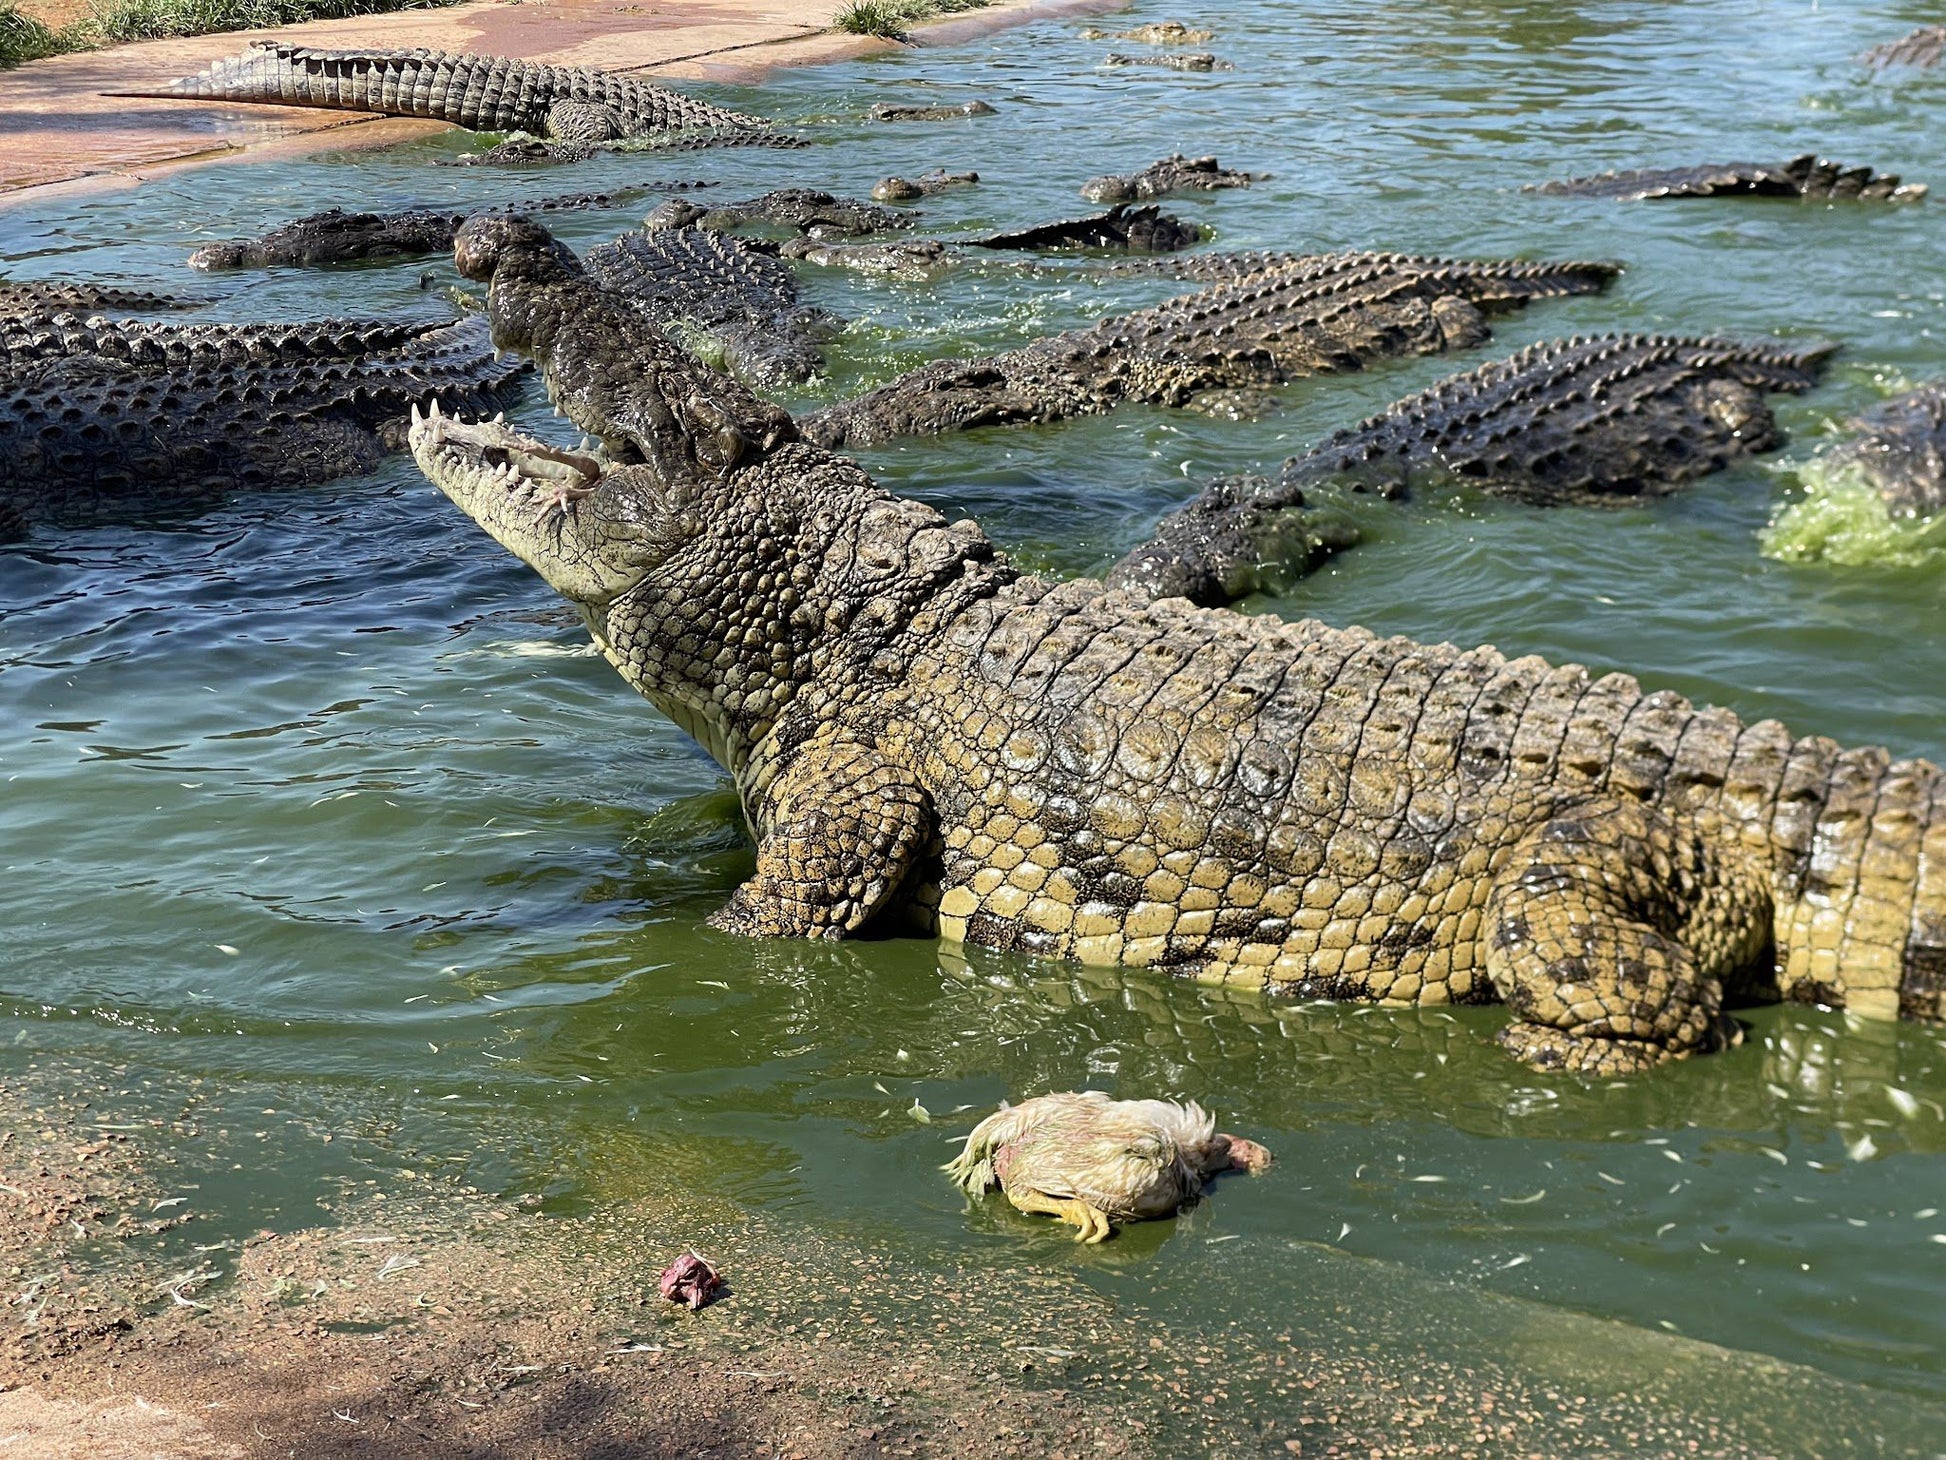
[5,0,1946,1449]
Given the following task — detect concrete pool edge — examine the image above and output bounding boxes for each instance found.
[0,0,1124,205]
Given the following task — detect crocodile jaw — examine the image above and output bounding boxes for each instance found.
[408,401,662,608]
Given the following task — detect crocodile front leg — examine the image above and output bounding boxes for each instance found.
[709,741,931,939]
[1483,798,1769,1075]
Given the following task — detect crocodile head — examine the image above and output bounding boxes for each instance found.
[409,402,686,608]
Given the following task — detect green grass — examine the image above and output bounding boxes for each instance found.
[831,0,989,43]
[89,0,462,43]
[0,3,88,67]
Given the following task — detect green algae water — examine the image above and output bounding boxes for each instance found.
[5,0,1946,1450]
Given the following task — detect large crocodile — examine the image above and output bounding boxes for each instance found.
[0,281,200,314]
[1107,334,1836,606]
[644,188,908,240]
[966,204,1204,254]
[580,224,840,385]
[411,216,1946,1075]
[1531,155,1926,202]
[799,249,1621,449]
[1,313,453,370]
[0,315,522,532]
[188,190,645,270]
[130,44,798,150]
[1820,381,1946,519]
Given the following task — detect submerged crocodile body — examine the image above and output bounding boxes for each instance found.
[1102,52,1233,71]
[188,191,638,270]
[873,170,979,202]
[1108,334,1836,606]
[1823,382,1946,519]
[967,204,1204,254]
[645,188,908,239]
[799,250,1620,449]
[868,101,996,121]
[0,281,200,314]
[1080,21,1214,44]
[414,215,1946,1076]
[1,315,522,533]
[780,237,956,278]
[1532,155,1926,202]
[581,225,840,385]
[133,44,798,148]
[1861,25,1946,68]
[1081,154,1264,204]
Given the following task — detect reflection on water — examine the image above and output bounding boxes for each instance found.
[4,0,1946,1434]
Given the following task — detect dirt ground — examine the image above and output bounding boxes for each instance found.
[11,0,93,32]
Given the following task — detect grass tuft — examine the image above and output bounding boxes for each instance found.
[831,0,988,43]
[0,3,88,67]
[88,0,462,43]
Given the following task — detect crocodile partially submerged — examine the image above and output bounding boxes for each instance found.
[188,191,640,270]
[868,100,996,121]
[873,170,979,202]
[799,249,1621,449]
[779,237,956,278]
[1108,334,1837,606]
[131,44,799,150]
[1080,20,1214,44]
[966,204,1204,254]
[1821,381,1946,519]
[1081,154,1265,204]
[414,216,1946,1073]
[1102,52,1233,71]
[644,188,908,240]
[1861,25,1946,68]
[0,281,200,314]
[1,315,522,532]
[1531,155,1926,202]
[580,224,840,386]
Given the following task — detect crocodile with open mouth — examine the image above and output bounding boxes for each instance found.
[406,214,1946,1075]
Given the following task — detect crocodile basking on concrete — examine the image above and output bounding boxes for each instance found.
[412,216,1946,1074]
[188,191,642,270]
[0,315,522,533]
[1108,334,1837,606]
[799,249,1621,449]
[1531,155,1926,202]
[130,43,799,151]
[581,224,840,385]
[1081,154,1265,204]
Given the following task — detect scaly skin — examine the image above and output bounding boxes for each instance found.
[1862,25,1946,68]
[780,237,957,278]
[1080,22,1215,44]
[1109,334,1837,607]
[0,317,523,531]
[131,43,797,147]
[1102,52,1233,71]
[1823,381,1946,519]
[0,281,200,314]
[1531,155,1927,202]
[1080,154,1265,205]
[0,314,452,372]
[580,224,841,386]
[872,170,979,202]
[645,189,909,240]
[188,191,636,270]
[798,249,1621,449]
[411,217,1946,1074]
[966,204,1204,254]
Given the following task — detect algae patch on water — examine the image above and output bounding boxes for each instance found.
[1761,457,1946,568]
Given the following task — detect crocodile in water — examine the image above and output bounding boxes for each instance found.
[0,281,202,314]
[1821,382,1946,519]
[1081,154,1265,204]
[780,237,957,278]
[868,101,996,121]
[1080,20,1214,44]
[188,191,645,270]
[1108,333,1837,606]
[1,315,523,533]
[130,44,799,150]
[1861,25,1946,68]
[645,188,909,240]
[1531,155,1926,202]
[798,249,1621,449]
[579,224,841,386]
[413,216,1946,1074]
[873,170,979,202]
[966,204,1204,254]
[1102,52,1233,71]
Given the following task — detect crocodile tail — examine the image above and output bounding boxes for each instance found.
[1739,723,1946,1021]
